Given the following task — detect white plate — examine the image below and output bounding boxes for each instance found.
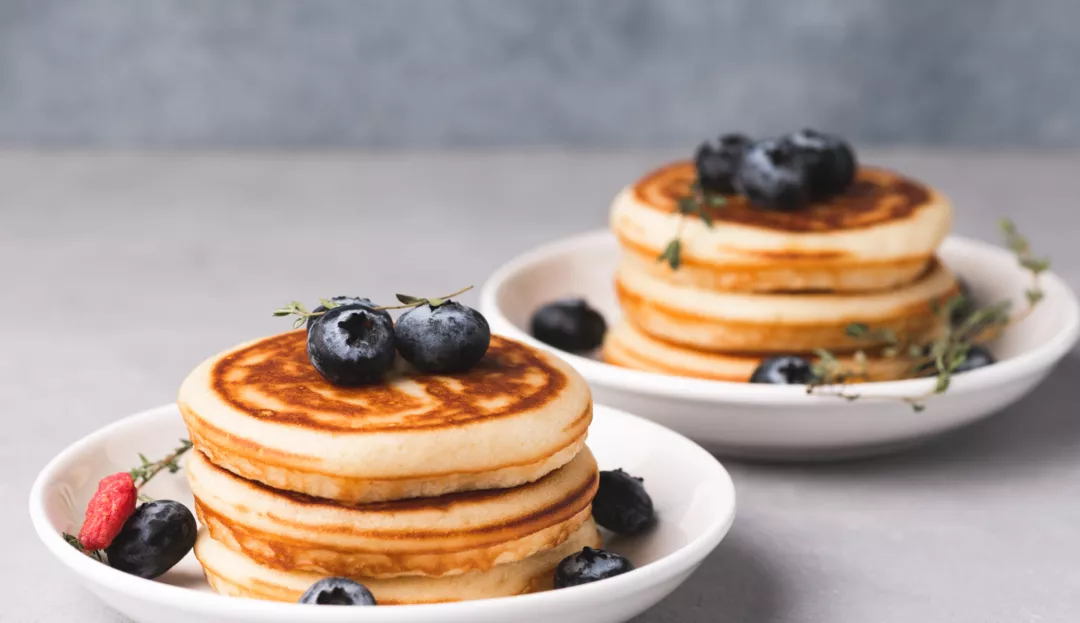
[29,404,735,623]
[480,230,1080,460]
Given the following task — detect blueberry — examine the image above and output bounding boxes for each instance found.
[394,301,491,374]
[951,279,976,326]
[733,139,811,211]
[105,500,196,579]
[307,305,396,385]
[750,356,817,384]
[955,345,996,374]
[299,577,377,606]
[306,296,386,330]
[554,547,635,588]
[694,133,753,194]
[593,469,655,536]
[530,299,607,353]
[781,129,857,198]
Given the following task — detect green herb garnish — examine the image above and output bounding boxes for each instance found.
[274,285,474,327]
[808,219,1048,410]
[130,439,193,489]
[657,179,725,271]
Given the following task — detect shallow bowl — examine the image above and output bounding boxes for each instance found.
[481,231,1079,460]
[29,403,735,623]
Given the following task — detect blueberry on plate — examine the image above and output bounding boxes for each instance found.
[554,547,635,588]
[105,500,197,579]
[593,469,655,536]
[299,577,377,606]
[750,355,817,384]
[733,139,811,211]
[530,298,607,353]
[395,301,491,374]
[306,296,386,330]
[308,305,396,385]
[694,133,753,194]
[954,345,996,373]
[781,129,857,198]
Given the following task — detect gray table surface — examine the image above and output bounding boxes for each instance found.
[4,149,1079,622]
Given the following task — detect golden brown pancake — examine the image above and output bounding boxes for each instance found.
[603,320,918,382]
[179,333,592,504]
[196,519,603,604]
[188,446,598,578]
[615,258,957,353]
[611,161,952,292]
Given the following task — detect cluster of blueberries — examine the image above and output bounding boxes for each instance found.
[306,296,491,385]
[301,468,656,606]
[695,129,857,211]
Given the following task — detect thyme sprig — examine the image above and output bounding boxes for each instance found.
[656,180,725,270]
[63,440,194,560]
[130,439,194,489]
[807,219,1048,411]
[64,532,105,562]
[274,285,474,328]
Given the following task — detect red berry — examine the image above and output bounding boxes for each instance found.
[78,472,138,551]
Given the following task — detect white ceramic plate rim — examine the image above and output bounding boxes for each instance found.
[29,403,736,622]
[480,229,1080,404]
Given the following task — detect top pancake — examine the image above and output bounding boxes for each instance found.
[179,332,592,504]
[611,161,953,292]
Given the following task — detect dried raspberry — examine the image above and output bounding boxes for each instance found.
[78,472,138,551]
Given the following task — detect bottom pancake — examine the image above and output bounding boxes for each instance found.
[196,519,602,605]
[604,320,918,382]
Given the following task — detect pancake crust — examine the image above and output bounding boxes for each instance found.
[611,161,953,292]
[196,519,603,604]
[603,320,918,382]
[616,259,957,353]
[179,333,592,503]
[189,447,599,578]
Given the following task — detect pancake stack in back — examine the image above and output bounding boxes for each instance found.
[179,331,600,604]
[605,161,959,381]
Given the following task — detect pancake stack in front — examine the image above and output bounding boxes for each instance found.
[605,162,959,381]
[179,332,599,604]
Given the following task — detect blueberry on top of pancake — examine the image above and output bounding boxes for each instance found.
[733,139,813,211]
[307,305,397,386]
[395,301,491,374]
[782,129,857,198]
[694,133,752,194]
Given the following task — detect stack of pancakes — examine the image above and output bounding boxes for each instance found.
[605,161,959,382]
[179,332,599,604]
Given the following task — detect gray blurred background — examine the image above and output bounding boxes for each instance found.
[1,0,1077,148]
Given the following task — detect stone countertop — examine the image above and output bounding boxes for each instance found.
[4,149,1078,622]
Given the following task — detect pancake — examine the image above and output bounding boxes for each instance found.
[603,320,918,382]
[611,162,953,293]
[195,519,603,604]
[188,446,598,578]
[179,333,592,504]
[616,258,957,353]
